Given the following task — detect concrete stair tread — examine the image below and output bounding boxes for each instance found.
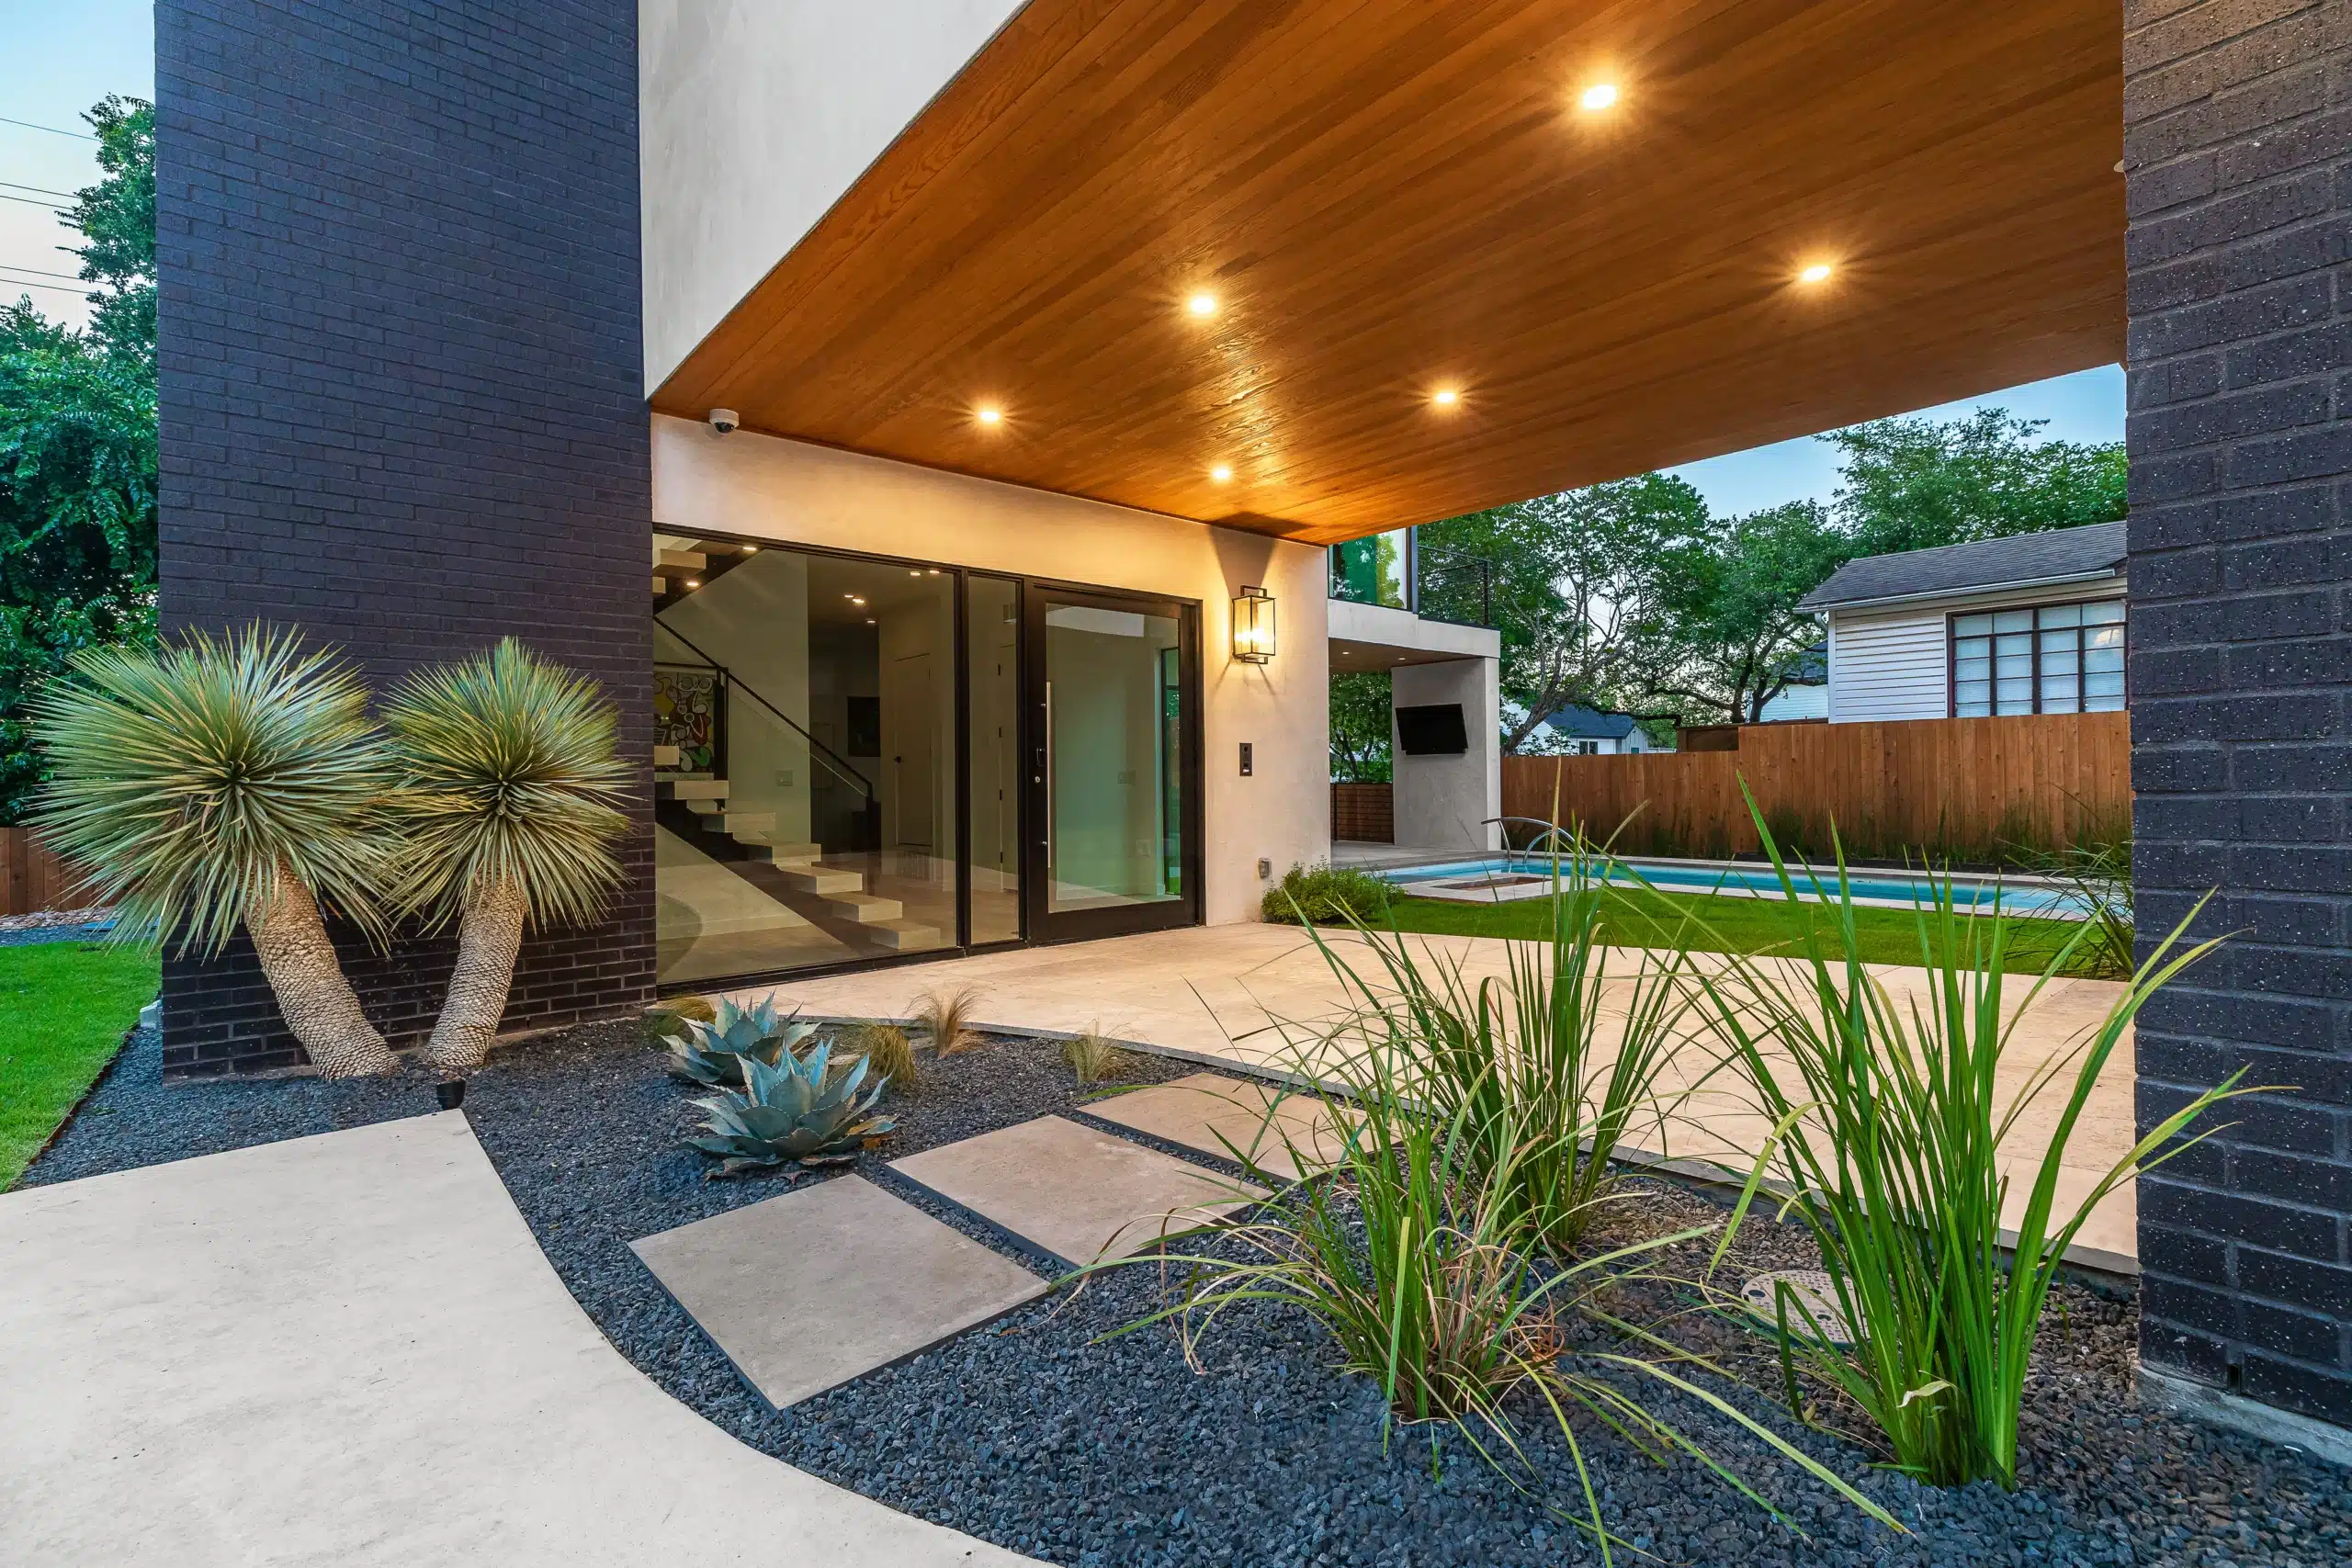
[775,865,865,896]
[822,892,905,922]
[868,919,942,951]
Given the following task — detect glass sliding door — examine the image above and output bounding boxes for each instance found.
[1025,586,1202,942]
[652,536,956,985]
[965,575,1023,945]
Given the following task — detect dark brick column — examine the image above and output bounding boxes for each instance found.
[2126,0,2352,1426]
[155,0,654,1076]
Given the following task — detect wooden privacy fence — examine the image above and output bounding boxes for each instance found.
[0,827,97,917]
[1330,782,1395,843]
[1500,713,2132,861]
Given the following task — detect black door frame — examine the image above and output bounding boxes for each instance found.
[1020,581,1206,946]
[649,529,1202,994]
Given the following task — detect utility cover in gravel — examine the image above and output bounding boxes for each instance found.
[631,1174,1047,1410]
[1086,1071,1341,1180]
[890,1114,1262,1267]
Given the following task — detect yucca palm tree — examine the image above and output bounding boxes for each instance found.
[31,626,402,1077]
[382,637,630,1074]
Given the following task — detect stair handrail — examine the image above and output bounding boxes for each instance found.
[652,626,878,803]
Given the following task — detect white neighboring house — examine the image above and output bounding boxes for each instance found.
[1754,642,1828,722]
[1539,704,1663,755]
[1796,521,2129,722]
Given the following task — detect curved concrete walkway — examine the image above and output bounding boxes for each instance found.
[0,1111,1036,1567]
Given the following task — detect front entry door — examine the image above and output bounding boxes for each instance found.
[1023,585,1203,943]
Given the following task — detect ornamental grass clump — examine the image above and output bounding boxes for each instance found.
[845,1021,920,1095]
[381,637,630,1074]
[1309,837,1696,1257]
[912,985,984,1055]
[30,626,401,1077]
[1700,794,2256,1489]
[1090,1018,1898,1559]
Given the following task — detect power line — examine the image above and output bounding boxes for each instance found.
[0,278,85,297]
[0,262,84,281]
[0,192,68,211]
[0,115,96,141]
[0,179,79,200]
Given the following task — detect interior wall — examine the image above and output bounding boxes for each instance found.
[638,0,1026,389]
[656,550,813,843]
[1391,659,1503,853]
[650,414,1330,924]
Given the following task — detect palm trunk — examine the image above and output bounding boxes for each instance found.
[423,876,529,1075]
[246,865,401,1078]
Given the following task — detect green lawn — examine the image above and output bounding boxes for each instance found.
[0,941,159,1187]
[1381,886,2095,976]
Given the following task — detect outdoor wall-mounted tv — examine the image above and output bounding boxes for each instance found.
[1396,703,1468,756]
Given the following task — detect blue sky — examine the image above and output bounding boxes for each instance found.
[0,0,154,331]
[5,0,2121,510]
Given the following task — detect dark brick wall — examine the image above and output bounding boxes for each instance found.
[2126,0,2352,1425]
[155,0,653,1076]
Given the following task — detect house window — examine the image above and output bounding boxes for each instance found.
[1574,740,1600,756]
[1951,600,2125,716]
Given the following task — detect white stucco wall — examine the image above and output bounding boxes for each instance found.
[1825,577,2127,723]
[1391,660,1502,853]
[650,415,1330,925]
[639,1,1027,391]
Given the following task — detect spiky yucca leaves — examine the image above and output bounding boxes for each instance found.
[662,994,816,1086]
[30,626,400,1077]
[382,638,630,1073]
[687,1042,898,1178]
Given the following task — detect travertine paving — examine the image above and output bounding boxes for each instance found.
[632,1175,1047,1410]
[890,1114,1264,1267]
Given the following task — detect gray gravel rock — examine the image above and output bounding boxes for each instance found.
[25,1016,2352,1567]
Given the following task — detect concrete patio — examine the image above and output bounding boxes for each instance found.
[748,922,2145,1270]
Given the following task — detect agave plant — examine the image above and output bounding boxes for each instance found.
[30,626,401,1078]
[662,993,816,1086]
[687,1042,897,1177]
[381,638,630,1073]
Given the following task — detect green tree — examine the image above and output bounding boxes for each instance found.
[1826,409,2125,555]
[1419,473,1706,751]
[1653,500,1848,725]
[0,96,157,821]
[1329,668,1392,782]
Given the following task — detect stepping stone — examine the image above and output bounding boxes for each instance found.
[1087,1072,1344,1182]
[629,1175,1046,1411]
[889,1115,1264,1268]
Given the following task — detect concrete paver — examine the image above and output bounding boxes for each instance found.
[632,1174,1046,1409]
[1088,1072,1345,1181]
[890,1114,1264,1267]
[0,1113,1038,1568]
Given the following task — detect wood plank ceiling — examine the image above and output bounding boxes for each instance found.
[651,0,2124,546]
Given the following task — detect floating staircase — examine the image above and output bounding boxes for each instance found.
[653,761,940,953]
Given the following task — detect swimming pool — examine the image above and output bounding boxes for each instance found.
[1378,854,2093,919]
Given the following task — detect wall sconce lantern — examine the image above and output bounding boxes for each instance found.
[1231,585,1277,665]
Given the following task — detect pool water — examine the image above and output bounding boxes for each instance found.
[1380,854,2092,919]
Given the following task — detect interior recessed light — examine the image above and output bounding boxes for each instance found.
[1432,389,1460,408]
[976,405,1002,424]
[741,544,758,553]
[1798,262,1835,285]
[910,570,922,577]
[1187,292,1217,316]
[684,579,699,589]
[1211,464,1233,482]
[1578,83,1618,112]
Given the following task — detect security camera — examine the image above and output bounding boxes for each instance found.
[707,407,740,434]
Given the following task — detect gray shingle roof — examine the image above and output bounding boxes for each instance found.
[1797,521,2127,612]
[1542,703,1638,739]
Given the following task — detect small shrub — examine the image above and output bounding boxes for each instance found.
[2009,835,2133,979]
[685,1042,896,1178]
[912,985,984,1055]
[1061,1027,1127,1086]
[1260,862,1395,926]
[846,1021,920,1095]
[642,994,716,1039]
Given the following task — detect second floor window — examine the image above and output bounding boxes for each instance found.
[1951,599,2125,716]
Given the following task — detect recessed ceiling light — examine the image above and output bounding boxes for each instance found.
[1211,464,1233,482]
[684,579,699,589]
[1188,293,1217,316]
[1578,83,1618,112]
[976,405,1003,424]
[741,544,758,553]
[1432,389,1460,408]
[910,570,922,577]
[1798,262,1835,285]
